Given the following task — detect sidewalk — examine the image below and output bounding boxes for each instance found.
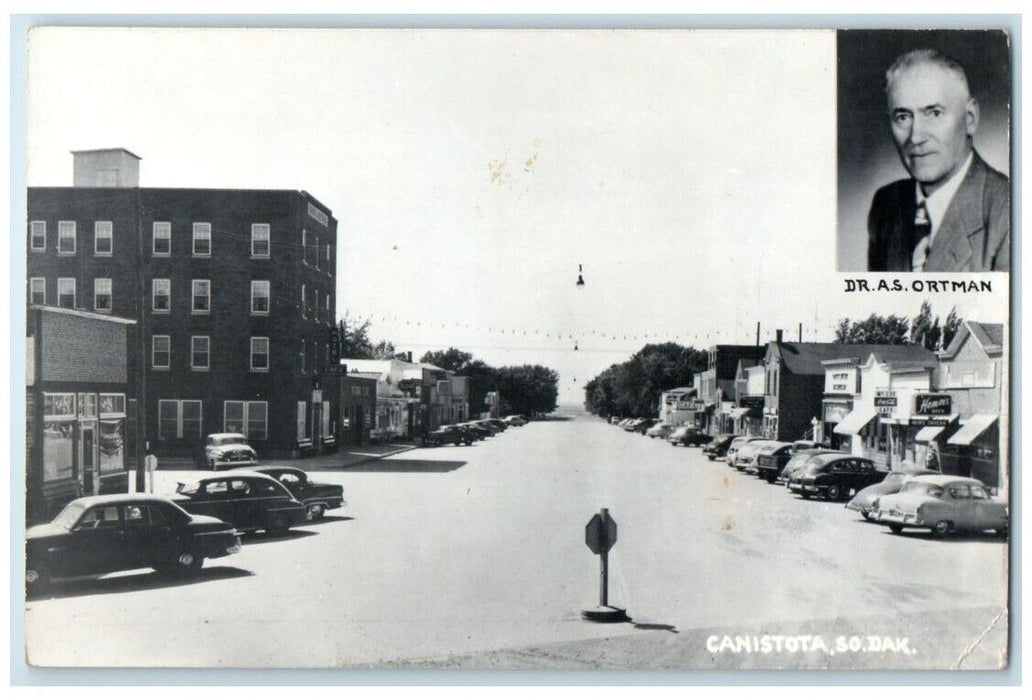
[283,441,418,470]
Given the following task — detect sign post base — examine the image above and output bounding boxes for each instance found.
[581,605,629,623]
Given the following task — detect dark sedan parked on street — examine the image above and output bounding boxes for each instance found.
[423,425,474,446]
[753,442,796,482]
[234,466,346,521]
[787,454,888,501]
[703,434,739,460]
[26,494,241,595]
[667,426,712,447]
[172,472,308,535]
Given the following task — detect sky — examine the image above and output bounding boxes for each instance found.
[25,28,1009,405]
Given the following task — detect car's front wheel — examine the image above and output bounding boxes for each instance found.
[25,563,50,597]
[933,520,952,536]
[826,484,843,501]
[308,504,325,521]
[267,514,291,536]
[161,551,203,579]
[889,524,903,534]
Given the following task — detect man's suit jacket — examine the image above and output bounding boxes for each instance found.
[867,152,1010,272]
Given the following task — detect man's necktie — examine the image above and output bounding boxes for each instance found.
[911,202,932,272]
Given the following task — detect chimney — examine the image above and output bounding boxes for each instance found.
[72,148,141,188]
[776,329,783,344]
[755,321,760,347]
[407,351,413,363]
[798,323,803,342]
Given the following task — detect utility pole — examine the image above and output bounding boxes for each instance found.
[135,186,148,492]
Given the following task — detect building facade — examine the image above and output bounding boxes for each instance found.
[27,149,340,461]
[26,306,136,522]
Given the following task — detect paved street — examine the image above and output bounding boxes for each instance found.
[24,412,1008,669]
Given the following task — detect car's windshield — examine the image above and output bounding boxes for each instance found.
[176,481,201,496]
[51,501,86,530]
[213,435,247,446]
[884,472,906,485]
[902,481,944,497]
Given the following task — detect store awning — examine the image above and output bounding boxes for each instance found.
[833,406,878,436]
[729,407,749,420]
[947,414,998,446]
[914,424,947,443]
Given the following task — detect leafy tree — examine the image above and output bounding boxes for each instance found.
[495,365,559,416]
[909,300,942,351]
[333,313,397,360]
[942,307,963,350]
[420,348,474,372]
[583,344,708,418]
[833,313,910,345]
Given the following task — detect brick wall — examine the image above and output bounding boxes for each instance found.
[40,312,127,383]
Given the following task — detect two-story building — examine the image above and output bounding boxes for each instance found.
[27,149,340,461]
[26,306,136,522]
[658,387,696,426]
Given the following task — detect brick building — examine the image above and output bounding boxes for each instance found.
[27,149,340,461]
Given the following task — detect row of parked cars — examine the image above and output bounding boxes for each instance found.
[421,415,527,447]
[713,435,1008,538]
[609,417,713,447]
[25,465,346,596]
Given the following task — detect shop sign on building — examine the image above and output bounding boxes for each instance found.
[823,401,851,423]
[874,390,896,417]
[914,393,952,415]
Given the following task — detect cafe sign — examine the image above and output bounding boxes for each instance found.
[875,390,896,417]
[915,394,952,416]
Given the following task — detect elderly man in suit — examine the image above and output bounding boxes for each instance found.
[867,49,1009,272]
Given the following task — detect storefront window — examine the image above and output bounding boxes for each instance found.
[42,419,75,482]
[98,419,125,474]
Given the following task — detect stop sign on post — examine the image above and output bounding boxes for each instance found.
[585,510,617,554]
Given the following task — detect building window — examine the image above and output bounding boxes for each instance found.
[152,279,170,312]
[57,278,76,309]
[325,244,332,271]
[58,221,76,255]
[301,284,306,317]
[192,279,211,314]
[94,221,113,255]
[191,336,210,370]
[158,399,203,441]
[94,278,112,312]
[192,222,211,256]
[297,401,308,441]
[251,280,270,314]
[224,400,268,440]
[30,221,46,251]
[153,222,171,255]
[300,339,306,373]
[322,401,331,440]
[314,235,320,269]
[251,223,270,257]
[250,337,270,372]
[325,294,331,315]
[42,393,76,481]
[152,335,171,369]
[29,278,45,305]
[302,229,308,265]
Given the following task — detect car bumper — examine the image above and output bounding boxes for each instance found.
[788,482,821,494]
[874,511,921,526]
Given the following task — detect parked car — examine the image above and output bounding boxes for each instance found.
[172,472,308,535]
[873,475,1008,536]
[458,422,490,440]
[26,494,241,595]
[196,433,258,470]
[668,426,712,447]
[646,423,676,440]
[845,468,940,521]
[633,418,660,435]
[504,415,527,426]
[703,434,739,460]
[786,454,888,501]
[474,420,503,435]
[778,449,844,484]
[725,436,764,466]
[236,466,346,520]
[789,440,822,454]
[485,418,509,432]
[730,439,780,471]
[424,425,474,446]
[753,442,796,481]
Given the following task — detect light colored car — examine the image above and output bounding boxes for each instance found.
[730,439,781,471]
[846,468,939,520]
[725,436,763,466]
[504,415,527,426]
[873,475,1008,536]
[197,433,258,470]
[646,423,676,439]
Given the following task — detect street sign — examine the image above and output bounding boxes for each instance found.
[585,510,617,554]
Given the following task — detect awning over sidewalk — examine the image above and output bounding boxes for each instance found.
[914,425,947,443]
[833,406,878,436]
[947,414,998,446]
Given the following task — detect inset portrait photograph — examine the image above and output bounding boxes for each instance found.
[837,30,1010,272]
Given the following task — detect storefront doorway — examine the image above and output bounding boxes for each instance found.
[80,422,98,496]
